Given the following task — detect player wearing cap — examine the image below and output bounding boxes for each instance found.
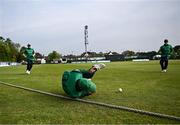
[23,44,35,74]
[158,39,173,72]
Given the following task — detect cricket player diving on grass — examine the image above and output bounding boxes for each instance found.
[158,39,173,72]
[61,63,106,98]
[23,44,35,74]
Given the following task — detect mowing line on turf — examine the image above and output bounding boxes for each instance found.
[0,80,180,121]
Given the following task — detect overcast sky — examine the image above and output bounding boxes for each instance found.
[0,0,180,55]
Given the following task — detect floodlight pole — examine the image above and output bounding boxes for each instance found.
[84,25,88,62]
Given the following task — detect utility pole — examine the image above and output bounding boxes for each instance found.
[84,25,88,62]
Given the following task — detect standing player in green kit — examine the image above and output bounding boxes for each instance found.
[61,63,106,98]
[23,44,35,74]
[158,39,173,72]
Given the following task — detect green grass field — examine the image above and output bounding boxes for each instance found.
[0,60,180,124]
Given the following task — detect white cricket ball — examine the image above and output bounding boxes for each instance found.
[118,88,123,92]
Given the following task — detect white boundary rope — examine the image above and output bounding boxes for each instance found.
[0,80,180,121]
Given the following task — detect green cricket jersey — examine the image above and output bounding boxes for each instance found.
[62,69,96,98]
[24,48,35,61]
[159,43,173,57]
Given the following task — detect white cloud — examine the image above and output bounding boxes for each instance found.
[1,0,180,55]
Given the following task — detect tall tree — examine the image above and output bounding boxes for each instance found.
[0,36,22,62]
[48,51,61,62]
[122,50,135,56]
[0,42,8,61]
[4,38,20,61]
[0,36,5,41]
[173,45,180,59]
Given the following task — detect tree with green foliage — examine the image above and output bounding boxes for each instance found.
[122,50,135,56]
[48,51,61,62]
[0,36,22,62]
[0,42,8,61]
[173,45,180,59]
[0,37,9,61]
[136,51,157,59]
[5,38,20,61]
[16,46,27,62]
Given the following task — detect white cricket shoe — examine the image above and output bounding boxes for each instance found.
[93,63,106,70]
[26,70,30,74]
[161,69,167,73]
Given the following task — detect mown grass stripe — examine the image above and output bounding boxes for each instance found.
[1,80,180,121]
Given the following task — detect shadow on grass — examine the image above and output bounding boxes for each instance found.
[0,72,27,75]
[16,73,28,76]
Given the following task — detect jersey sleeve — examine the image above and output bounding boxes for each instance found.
[78,78,96,97]
[79,69,94,79]
[32,49,35,54]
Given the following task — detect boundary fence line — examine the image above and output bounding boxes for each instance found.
[0,62,21,67]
